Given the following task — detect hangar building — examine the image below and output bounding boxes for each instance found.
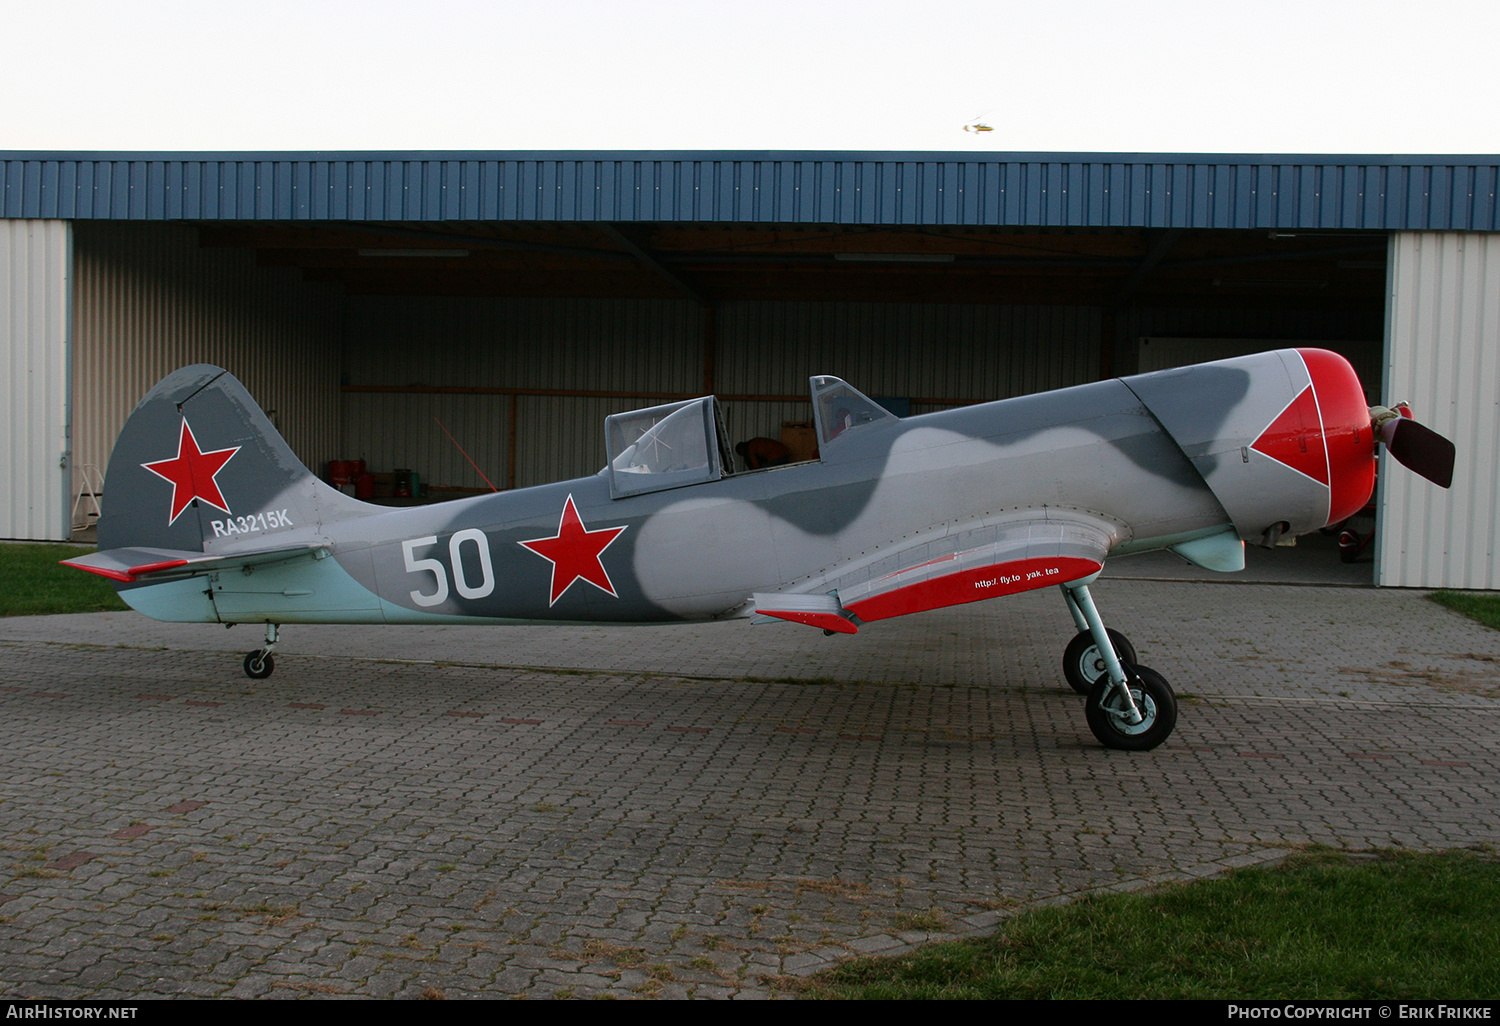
[2,150,1497,589]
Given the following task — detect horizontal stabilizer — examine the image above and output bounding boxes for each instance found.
[62,542,329,584]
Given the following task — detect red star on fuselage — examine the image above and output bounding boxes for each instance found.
[141,419,241,525]
[518,494,627,606]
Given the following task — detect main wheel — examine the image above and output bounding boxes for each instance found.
[1062,628,1137,694]
[1085,665,1176,751]
[243,650,275,679]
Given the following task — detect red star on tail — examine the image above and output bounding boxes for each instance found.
[141,419,241,524]
[518,494,627,606]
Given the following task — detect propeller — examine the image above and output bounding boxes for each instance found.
[1370,404,1455,489]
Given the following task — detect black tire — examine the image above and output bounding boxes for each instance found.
[1338,530,1360,564]
[243,651,274,679]
[1085,665,1176,751]
[1062,628,1137,694]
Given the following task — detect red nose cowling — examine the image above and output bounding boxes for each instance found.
[1299,348,1378,527]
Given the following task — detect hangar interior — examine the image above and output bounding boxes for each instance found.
[70,219,1386,497]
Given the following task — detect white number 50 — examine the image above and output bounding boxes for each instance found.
[402,530,497,607]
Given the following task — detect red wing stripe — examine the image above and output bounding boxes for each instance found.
[848,556,1102,623]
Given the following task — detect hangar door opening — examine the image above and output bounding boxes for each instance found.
[68,221,1389,587]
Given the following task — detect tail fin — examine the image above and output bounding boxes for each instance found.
[97,365,364,553]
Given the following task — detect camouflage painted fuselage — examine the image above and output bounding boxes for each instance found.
[87,349,1376,630]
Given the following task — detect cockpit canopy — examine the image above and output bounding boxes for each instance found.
[605,396,732,498]
[603,377,894,499]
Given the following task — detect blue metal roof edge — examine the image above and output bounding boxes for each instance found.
[4,148,1500,164]
[5,151,1499,230]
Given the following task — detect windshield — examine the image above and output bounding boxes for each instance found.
[811,376,895,447]
[610,401,711,477]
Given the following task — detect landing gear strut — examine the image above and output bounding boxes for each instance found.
[1059,585,1137,693]
[1059,580,1175,750]
[243,623,279,679]
[1062,627,1138,695]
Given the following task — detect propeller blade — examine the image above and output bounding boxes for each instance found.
[1382,417,1455,488]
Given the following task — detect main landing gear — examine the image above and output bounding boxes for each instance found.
[1059,581,1176,751]
[243,623,279,679]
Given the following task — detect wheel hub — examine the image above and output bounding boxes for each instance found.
[1105,686,1157,735]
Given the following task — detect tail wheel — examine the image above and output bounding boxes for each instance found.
[1085,665,1176,750]
[243,651,275,679]
[1062,628,1137,694]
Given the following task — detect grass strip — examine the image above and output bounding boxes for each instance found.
[0,542,129,617]
[809,848,1500,1000]
[1428,590,1500,632]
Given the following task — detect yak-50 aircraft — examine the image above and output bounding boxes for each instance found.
[64,349,1454,751]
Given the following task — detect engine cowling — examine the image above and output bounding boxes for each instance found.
[1123,349,1377,541]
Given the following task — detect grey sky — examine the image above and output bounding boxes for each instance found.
[4,0,1496,154]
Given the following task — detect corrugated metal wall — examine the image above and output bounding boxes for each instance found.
[1119,306,1384,377]
[6,154,1499,230]
[1380,232,1500,589]
[715,300,1101,439]
[342,298,702,488]
[716,302,1099,399]
[0,219,70,540]
[72,223,343,505]
[340,298,1102,488]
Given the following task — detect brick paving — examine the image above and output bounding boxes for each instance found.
[1,571,1497,999]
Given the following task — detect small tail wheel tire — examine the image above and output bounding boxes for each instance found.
[1085,665,1176,751]
[243,651,275,679]
[1338,529,1361,564]
[1063,628,1137,694]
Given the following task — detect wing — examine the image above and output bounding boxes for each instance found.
[754,513,1115,633]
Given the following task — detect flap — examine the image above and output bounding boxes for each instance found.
[61,542,329,583]
[752,592,860,634]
